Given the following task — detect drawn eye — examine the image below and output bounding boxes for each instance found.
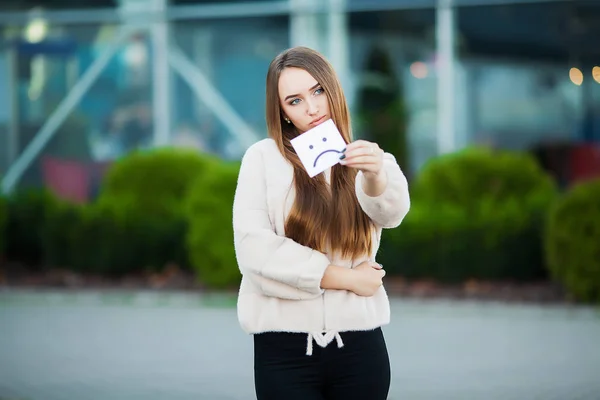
[309,145,314,149]
[322,137,327,142]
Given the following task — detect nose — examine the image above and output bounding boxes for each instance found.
[306,99,319,116]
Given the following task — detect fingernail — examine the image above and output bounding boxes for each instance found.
[339,154,346,160]
[341,147,346,153]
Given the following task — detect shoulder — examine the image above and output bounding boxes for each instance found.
[242,138,276,157]
[242,138,283,165]
[240,138,294,187]
[246,138,278,155]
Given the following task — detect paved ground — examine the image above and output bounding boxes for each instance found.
[1,289,599,400]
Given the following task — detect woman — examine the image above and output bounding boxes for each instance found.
[232,46,410,400]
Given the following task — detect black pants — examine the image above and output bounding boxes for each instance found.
[253,327,391,400]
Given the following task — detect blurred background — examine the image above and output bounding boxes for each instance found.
[1,0,599,399]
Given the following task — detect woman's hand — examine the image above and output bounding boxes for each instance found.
[339,140,384,180]
[340,140,387,197]
[348,261,386,297]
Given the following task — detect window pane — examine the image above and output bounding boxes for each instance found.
[457,1,600,148]
[171,16,289,159]
[0,22,154,194]
[349,8,436,174]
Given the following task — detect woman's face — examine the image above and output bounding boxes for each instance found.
[278,67,331,134]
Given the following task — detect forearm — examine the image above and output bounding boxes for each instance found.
[320,264,355,291]
[355,153,410,228]
[248,274,324,300]
[247,264,355,299]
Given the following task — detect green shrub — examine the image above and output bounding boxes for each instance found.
[0,196,7,258]
[413,146,556,209]
[5,189,60,269]
[91,147,220,274]
[380,147,557,282]
[41,200,82,269]
[43,197,187,276]
[99,147,219,218]
[545,179,600,303]
[380,199,547,282]
[185,160,241,289]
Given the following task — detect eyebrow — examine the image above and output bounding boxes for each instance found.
[284,83,321,101]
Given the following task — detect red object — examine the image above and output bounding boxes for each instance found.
[569,144,600,184]
[41,157,91,203]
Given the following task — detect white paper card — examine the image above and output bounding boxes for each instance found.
[290,119,346,178]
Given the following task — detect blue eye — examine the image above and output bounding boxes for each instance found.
[315,88,324,95]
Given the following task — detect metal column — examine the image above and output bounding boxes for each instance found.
[290,0,323,53]
[6,47,19,169]
[436,0,457,155]
[150,0,172,146]
[327,0,350,94]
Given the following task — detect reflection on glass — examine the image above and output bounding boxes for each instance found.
[349,9,437,175]
[171,16,289,160]
[1,22,155,192]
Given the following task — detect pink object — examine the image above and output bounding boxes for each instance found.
[569,144,600,184]
[41,157,91,203]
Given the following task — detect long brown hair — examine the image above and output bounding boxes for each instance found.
[265,46,373,259]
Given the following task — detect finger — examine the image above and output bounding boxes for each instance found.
[350,140,379,151]
[340,163,381,174]
[371,262,382,270]
[344,167,381,176]
[345,140,372,151]
[342,166,379,175]
[341,161,380,170]
[342,147,375,158]
[343,142,379,154]
[343,148,384,164]
[344,141,380,153]
[340,155,379,165]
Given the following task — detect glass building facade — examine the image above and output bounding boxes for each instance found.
[0,0,599,192]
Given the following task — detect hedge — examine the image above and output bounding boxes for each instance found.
[42,198,187,276]
[545,179,600,303]
[0,196,7,259]
[5,189,60,269]
[92,147,222,272]
[412,146,556,208]
[99,147,221,218]
[379,200,549,282]
[4,145,583,294]
[185,160,241,289]
[3,148,221,275]
[380,146,557,282]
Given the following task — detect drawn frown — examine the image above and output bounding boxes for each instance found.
[309,137,344,168]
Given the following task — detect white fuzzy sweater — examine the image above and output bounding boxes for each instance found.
[232,138,410,355]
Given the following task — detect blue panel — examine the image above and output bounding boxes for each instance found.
[0,52,9,124]
[10,39,78,56]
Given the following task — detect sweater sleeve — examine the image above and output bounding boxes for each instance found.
[355,152,411,228]
[232,143,329,299]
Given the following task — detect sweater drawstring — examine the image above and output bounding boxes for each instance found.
[306,331,344,356]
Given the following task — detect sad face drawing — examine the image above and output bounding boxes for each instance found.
[291,119,347,178]
[309,136,344,168]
